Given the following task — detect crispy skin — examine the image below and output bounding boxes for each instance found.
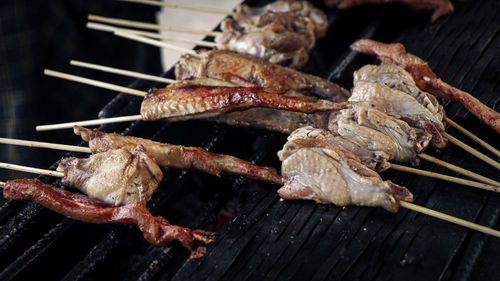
[74,126,283,184]
[3,178,214,255]
[57,146,162,206]
[325,0,453,22]
[278,144,413,212]
[351,39,500,134]
[175,50,350,102]
[140,84,348,121]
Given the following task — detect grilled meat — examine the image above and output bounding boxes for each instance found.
[278,141,413,212]
[339,107,431,164]
[353,64,444,121]
[351,39,500,134]
[3,178,214,256]
[57,146,163,206]
[216,16,312,68]
[325,0,453,22]
[140,84,348,120]
[350,81,446,148]
[284,126,391,171]
[234,0,328,38]
[175,50,350,102]
[74,126,283,184]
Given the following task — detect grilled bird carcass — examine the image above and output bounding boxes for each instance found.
[3,178,214,256]
[331,106,432,164]
[283,126,391,172]
[175,50,350,102]
[233,0,328,38]
[350,81,446,148]
[57,146,163,206]
[324,0,453,22]
[351,39,500,134]
[74,126,283,184]
[216,1,327,68]
[140,83,348,121]
[278,131,414,212]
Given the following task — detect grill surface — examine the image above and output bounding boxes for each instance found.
[1,0,500,280]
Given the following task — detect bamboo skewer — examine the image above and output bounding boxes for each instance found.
[445,116,500,159]
[399,201,500,238]
[0,138,91,153]
[87,22,217,48]
[419,153,500,186]
[5,135,497,194]
[0,162,64,178]
[113,31,199,56]
[88,14,222,36]
[117,0,235,16]
[444,132,500,170]
[36,115,143,132]
[44,69,147,97]
[389,163,499,192]
[70,60,176,84]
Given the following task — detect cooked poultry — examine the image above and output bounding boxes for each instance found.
[278,137,413,212]
[351,39,500,134]
[350,81,447,148]
[353,64,445,122]
[141,84,348,121]
[57,146,163,206]
[174,50,350,102]
[284,126,391,171]
[324,0,453,22]
[233,0,328,38]
[216,0,328,68]
[332,107,432,164]
[74,126,283,184]
[216,15,313,68]
[3,178,214,256]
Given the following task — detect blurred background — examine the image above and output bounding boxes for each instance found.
[0,0,239,179]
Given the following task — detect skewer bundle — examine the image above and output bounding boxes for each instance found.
[1,0,500,260]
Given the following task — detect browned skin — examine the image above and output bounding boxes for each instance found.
[351,39,500,134]
[175,50,350,102]
[3,178,214,257]
[74,126,283,184]
[325,0,453,22]
[140,85,348,120]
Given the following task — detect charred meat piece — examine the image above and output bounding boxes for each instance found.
[350,81,447,148]
[283,126,391,172]
[351,39,500,134]
[325,0,453,22]
[234,0,328,38]
[74,126,282,184]
[57,146,163,206]
[140,84,348,121]
[278,143,413,212]
[3,178,214,256]
[175,50,350,102]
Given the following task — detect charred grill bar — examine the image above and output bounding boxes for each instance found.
[1,0,500,280]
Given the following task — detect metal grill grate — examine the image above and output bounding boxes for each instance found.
[1,0,499,280]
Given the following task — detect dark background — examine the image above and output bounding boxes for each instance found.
[0,0,162,179]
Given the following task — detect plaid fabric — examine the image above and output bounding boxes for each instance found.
[0,0,162,179]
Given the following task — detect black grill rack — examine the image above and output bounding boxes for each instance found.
[1,0,500,280]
